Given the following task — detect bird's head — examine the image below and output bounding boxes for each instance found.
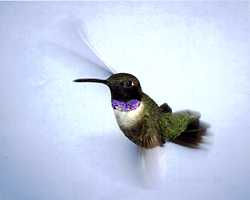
[74,73,143,102]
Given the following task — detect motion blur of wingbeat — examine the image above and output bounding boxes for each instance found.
[1,2,250,200]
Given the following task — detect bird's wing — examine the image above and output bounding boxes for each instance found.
[159,103,172,113]
[77,21,116,75]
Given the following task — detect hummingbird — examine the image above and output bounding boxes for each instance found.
[73,73,207,149]
[72,23,208,149]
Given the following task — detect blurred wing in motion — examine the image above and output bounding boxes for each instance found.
[76,20,116,75]
[32,19,119,141]
[38,18,116,84]
[139,146,167,187]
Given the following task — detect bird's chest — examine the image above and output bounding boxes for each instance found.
[113,103,144,129]
[113,102,162,148]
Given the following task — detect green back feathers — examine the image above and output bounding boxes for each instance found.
[160,110,201,141]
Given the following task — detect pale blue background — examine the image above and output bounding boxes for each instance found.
[0,2,250,200]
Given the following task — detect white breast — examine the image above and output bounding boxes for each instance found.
[113,102,144,129]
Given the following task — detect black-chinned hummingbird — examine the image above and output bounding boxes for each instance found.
[74,73,207,149]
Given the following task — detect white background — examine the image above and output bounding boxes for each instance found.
[0,2,250,200]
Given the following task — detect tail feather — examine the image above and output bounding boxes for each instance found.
[173,120,209,148]
[160,109,210,148]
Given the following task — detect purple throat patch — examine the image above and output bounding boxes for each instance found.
[112,99,141,112]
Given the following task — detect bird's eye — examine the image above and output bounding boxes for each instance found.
[127,80,133,87]
[121,80,134,88]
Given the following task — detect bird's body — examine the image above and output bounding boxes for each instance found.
[112,93,202,148]
[74,73,207,149]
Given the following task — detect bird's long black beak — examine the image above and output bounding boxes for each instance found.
[73,78,108,85]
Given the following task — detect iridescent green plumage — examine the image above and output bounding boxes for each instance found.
[159,110,201,141]
[117,93,206,149]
